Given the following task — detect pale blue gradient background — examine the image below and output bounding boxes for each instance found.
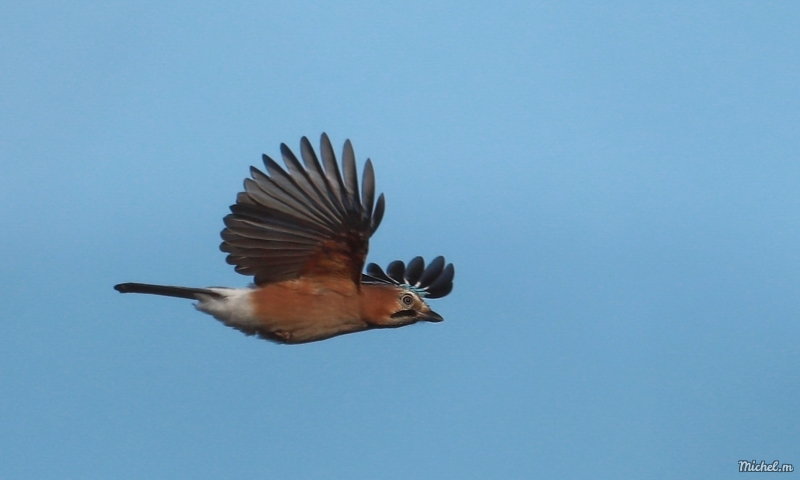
[2,2,799,478]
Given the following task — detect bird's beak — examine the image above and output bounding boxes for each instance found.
[420,310,444,323]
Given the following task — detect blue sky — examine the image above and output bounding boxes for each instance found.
[2,1,799,478]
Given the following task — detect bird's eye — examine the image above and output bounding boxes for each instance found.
[401,294,414,307]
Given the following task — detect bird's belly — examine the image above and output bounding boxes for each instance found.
[265,311,366,343]
[198,282,367,344]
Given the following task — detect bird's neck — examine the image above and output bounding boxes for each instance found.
[359,284,401,327]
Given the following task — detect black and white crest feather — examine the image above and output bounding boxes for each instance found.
[363,256,455,299]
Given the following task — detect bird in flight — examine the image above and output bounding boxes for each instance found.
[114,134,454,344]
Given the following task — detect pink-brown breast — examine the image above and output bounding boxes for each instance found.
[249,277,367,343]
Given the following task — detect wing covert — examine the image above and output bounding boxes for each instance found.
[220,134,385,285]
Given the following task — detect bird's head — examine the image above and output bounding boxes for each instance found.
[389,287,444,324]
[360,256,453,328]
[360,285,443,328]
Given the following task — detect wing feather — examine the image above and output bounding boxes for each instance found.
[362,257,455,299]
[320,133,347,211]
[342,140,360,212]
[220,134,384,285]
[300,136,349,219]
[417,256,445,287]
[404,256,425,285]
[361,159,375,220]
[371,194,385,234]
[387,260,406,283]
[283,141,342,222]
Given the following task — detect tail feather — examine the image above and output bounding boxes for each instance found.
[114,282,223,300]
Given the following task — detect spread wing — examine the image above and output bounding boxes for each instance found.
[363,256,455,299]
[220,133,385,286]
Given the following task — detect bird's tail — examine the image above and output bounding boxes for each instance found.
[114,282,223,300]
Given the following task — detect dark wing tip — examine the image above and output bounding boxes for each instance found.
[387,260,406,283]
[365,262,393,283]
[424,263,454,298]
[405,256,425,285]
[417,256,444,285]
[362,256,455,299]
[371,193,385,234]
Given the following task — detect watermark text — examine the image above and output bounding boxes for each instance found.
[739,460,793,473]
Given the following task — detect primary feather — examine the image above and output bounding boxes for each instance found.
[221,133,384,286]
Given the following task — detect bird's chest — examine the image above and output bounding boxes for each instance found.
[248,279,366,343]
